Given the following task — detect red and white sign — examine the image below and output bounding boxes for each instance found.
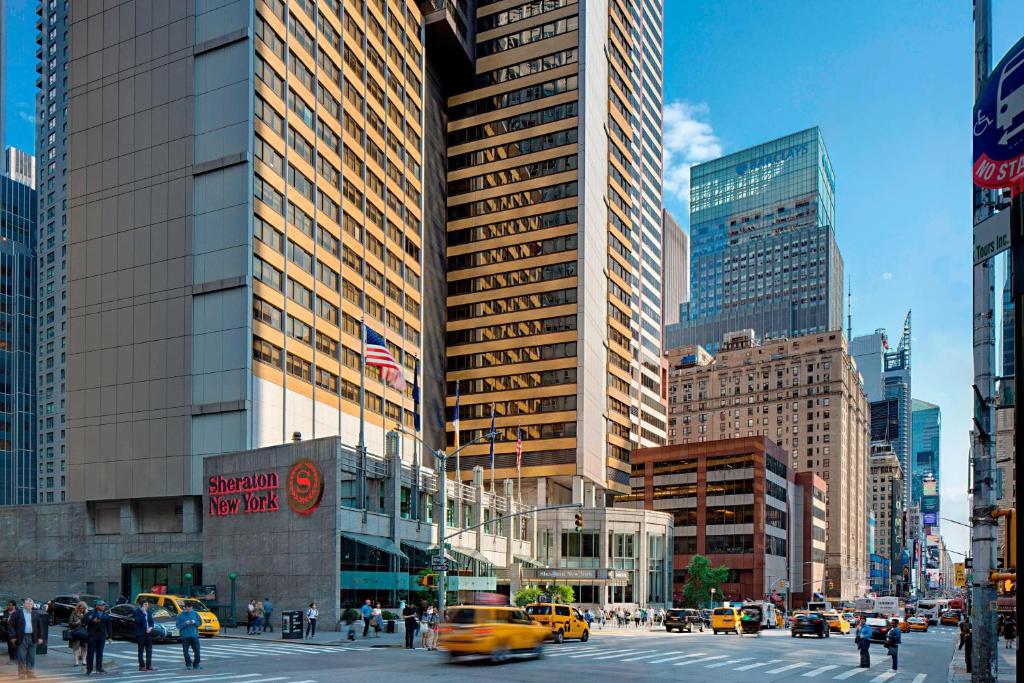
[973,35,1024,191]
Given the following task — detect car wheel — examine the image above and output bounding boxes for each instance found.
[791,631,796,637]
[667,627,674,633]
[553,630,564,644]
[581,630,589,643]
[490,644,510,664]
[713,629,718,635]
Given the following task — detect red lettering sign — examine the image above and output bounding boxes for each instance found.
[207,471,280,517]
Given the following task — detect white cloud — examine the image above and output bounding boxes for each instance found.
[663,101,723,206]
[18,110,35,126]
[881,272,894,280]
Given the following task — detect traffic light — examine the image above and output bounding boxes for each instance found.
[574,511,583,532]
[419,574,437,588]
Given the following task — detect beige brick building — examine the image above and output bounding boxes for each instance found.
[665,330,870,600]
[994,403,1015,560]
[869,442,903,571]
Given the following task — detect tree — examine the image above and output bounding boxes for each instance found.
[513,584,576,607]
[682,554,730,608]
[549,584,574,605]
[513,586,542,607]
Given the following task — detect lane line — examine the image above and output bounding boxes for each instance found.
[568,648,641,659]
[619,652,672,662]
[674,655,727,666]
[592,649,657,660]
[736,659,783,671]
[803,665,841,677]
[767,662,810,674]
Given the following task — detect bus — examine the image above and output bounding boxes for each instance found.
[917,599,949,625]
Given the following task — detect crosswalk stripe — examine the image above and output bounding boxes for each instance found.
[674,655,726,666]
[706,657,752,668]
[803,665,841,677]
[767,662,810,674]
[736,659,783,671]
[619,652,669,662]
[833,667,869,679]
[546,647,610,657]
[569,648,641,659]
[593,649,656,660]
[648,652,705,664]
[870,673,897,682]
[911,675,927,683]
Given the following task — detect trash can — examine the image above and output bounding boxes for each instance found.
[385,619,395,634]
[281,610,303,639]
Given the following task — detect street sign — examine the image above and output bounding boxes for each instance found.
[965,557,973,569]
[973,35,1024,190]
[974,209,1011,264]
[430,558,448,572]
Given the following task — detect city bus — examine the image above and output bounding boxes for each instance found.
[916,599,949,625]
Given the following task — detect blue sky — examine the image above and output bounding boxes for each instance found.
[5,3,1022,557]
[663,1,1024,558]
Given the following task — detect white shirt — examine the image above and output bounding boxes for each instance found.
[307,608,318,620]
[22,609,33,634]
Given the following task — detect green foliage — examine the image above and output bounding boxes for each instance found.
[513,586,543,607]
[513,584,575,607]
[681,554,730,608]
[550,584,575,605]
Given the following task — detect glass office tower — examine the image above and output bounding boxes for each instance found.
[910,399,940,514]
[0,175,37,505]
[665,127,843,351]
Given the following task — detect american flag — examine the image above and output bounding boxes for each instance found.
[364,325,406,390]
[515,424,522,471]
[453,380,461,450]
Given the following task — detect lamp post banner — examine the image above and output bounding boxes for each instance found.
[973,34,1024,191]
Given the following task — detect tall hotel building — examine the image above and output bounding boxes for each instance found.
[665,127,844,352]
[66,0,424,502]
[444,0,668,501]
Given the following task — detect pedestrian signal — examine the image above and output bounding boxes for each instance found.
[574,511,583,532]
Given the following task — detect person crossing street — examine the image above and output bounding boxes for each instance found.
[10,598,45,680]
[856,616,872,668]
[83,600,112,676]
[176,602,203,670]
[885,618,902,671]
[133,600,156,671]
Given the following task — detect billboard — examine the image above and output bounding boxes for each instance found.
[954,563,966,588]
[923,480,938,497]
[922,512,938,526]
[922,495,939,513]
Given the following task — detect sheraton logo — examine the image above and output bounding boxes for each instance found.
[287,458,324,515]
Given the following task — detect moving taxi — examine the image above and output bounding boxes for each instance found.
[940,610,962,626]
[438,605,547,662]
[710,607,742,634]
[134,593,221,637]
[902,616,929,632]
[524,603,590,643]
[823,612,851,634]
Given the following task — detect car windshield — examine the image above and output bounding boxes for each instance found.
[712,608,733,615]
[801,613,820,619]
[151,607,173,619]
[181,599,210,612]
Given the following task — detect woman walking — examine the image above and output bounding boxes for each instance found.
[305,603,318,639]
[420,606,439,650]
[253,600,265,635]
[246,600,255,635]
[371,603,383,637]
[68,602,88,667]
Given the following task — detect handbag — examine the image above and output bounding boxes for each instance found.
[71,626,88,641]
[61,628,71,641]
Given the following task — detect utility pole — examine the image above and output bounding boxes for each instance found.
[971,2,998,680]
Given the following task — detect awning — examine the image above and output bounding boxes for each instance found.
[514,554,546,568]
[340,532,408,560]
[451,546,492,565]
[400,540,454,561]
[122,553,202,565]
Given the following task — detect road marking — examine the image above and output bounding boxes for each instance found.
[869,673,897,682]
[911,675,927,683]
[568,647,634,658]
[706,657,752,668]
[833,667,869,679]
[592,649,656,660]
[546,647,610,657]
[648,652,705,664]
[736,659,783,671]
[674,655,727,666]
[803,665,841,677]
[767,662,810,674]
[620,651,672,662]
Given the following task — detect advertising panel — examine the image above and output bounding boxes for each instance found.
[923,480,938,497]
[921,495,939,513]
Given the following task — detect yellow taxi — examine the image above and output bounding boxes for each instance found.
[134,593,221,637]
[438,605,548,662]
[524,603,590,643]
[940,610,962,626]
[902,616,929,632]
[710,607,742,634]
[823,612,850,634]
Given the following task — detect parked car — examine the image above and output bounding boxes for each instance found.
[664,608,704,633]
[439,605,547,663]
[133,593,220,637]
[46,594,103,625]
[108,604,180,642]
[791,612,830,638]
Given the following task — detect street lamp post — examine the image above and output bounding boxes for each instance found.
[228,573,237,629]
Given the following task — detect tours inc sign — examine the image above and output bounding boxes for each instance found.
[208,459,324,517]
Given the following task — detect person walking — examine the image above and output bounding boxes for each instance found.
[176,602,202,670]
[254,600,266,635]
[305,603,318,639]
[371,603,383,637]
[884,618,902,671]
[262,598,273,633]
[133,600,156,671]
[959,618,973,673]
[67,602,88,667]
[856,616,872,668]
[1003,616,1016,649]
[360,600,373,638]
[402,602,418,649]
[10,598,45,679]
[1,600,18,666]
[342,604,359,641]
[83,599,112,675]
[246,599,255,635]
[420,606,438,650]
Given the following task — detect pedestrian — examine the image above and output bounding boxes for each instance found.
[133,600,156,671]
[1,600,18,665]
[958,618,972,673]
[305,603,318,639]
[83,599,112,675]
[402,601,418,648]
[1003,616,1016,649]
[10,598,45,679]
[253,600,265,635]
[262,597,273,633]
[420,606,438,650]
[597,608,605,629]
[176,602,202,670]
[856,616,872,668]
[372,602,383,636]
[885,618,902,671]
[246,599,255,635]
[343,604,359,641]
[360,599,373,638]
[67,602,88,667]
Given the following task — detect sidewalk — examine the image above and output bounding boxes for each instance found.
[221,622,408,648]
[948,644,1017,682]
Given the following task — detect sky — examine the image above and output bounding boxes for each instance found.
[663,1,1024,559]
[4,2,1022,559]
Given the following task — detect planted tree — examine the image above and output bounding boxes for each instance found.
[682,554,730,608]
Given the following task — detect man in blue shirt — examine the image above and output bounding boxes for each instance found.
[360,600,373,638]
[856,616,873,668]
[133,600,156,671]
[10,598,45,678]
[262,598,273,633]
[176,603,203,670]
[84,600,112,675]
[885,618,902,670]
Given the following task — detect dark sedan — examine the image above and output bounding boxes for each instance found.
[665,608,704,633]
[108,604,180,642]
[791,612,830,638]
[46,594,103,625]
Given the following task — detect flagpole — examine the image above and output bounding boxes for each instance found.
[454,380,461,483]
[516,423,522,507]
[357,316,367,510]
[489,403,496,535]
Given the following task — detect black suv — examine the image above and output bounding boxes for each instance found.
[46,594,103,625]
[791,612,830,638]
[665,608,704,633]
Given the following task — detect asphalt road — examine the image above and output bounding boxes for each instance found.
[5,623,960,683]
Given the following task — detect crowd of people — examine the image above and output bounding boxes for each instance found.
[585,606,666,629]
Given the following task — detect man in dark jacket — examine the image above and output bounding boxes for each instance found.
[402,602,419,649]
[83,601,112,675]
[0,600,18,665]
[10,598,45,679]
[133,600,156,671]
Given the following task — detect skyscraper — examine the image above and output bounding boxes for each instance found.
[444,0,667,497]
[911,398,940,521]
[665,127,844,352]
[0,174,37,505]
[34,0,70,503]
[3,148,36,189]
[66,1,425,502]
[661,208,689,328]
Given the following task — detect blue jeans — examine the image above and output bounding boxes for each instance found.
[16,637,36,674]
[889,645,898,670]
[86,635,106,673]
[264,613,273,632]
[181,636,200,667]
